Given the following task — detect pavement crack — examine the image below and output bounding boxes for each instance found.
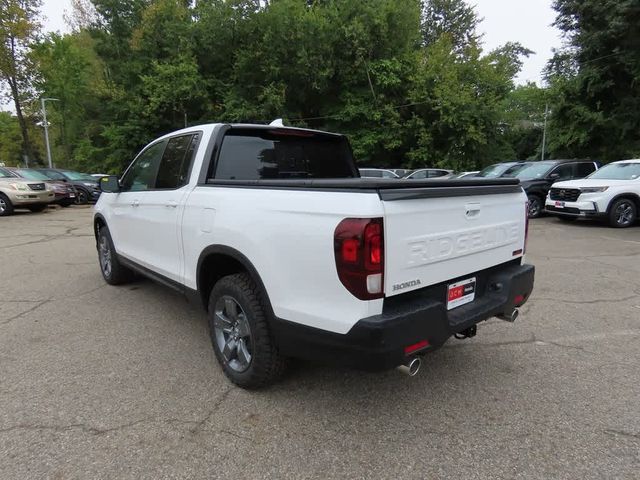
[532,295,637,305]
[0,417,151,436]
[603,429,640,441]
[190,387,233,434]
[1,298,52,326]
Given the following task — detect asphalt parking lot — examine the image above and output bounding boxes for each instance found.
[1,207,639,479]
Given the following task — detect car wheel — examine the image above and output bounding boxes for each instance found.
[608,198,637,228]
[208,273,286,389]
[527,195,543,218]
[0,193,14,216]
[75,189,89,205]
[28,204,48,213]
[97,226,135,285]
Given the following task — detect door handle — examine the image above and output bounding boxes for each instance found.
[131,199,139,207]
[166,201,178,208]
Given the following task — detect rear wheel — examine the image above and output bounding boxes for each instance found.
[0,193,14,216]
[97,226,134,285]
[28,204,47,213]
[75,188,89,205]
[208,273,286,389]
[608,198,637,228]
[527,194,543,219]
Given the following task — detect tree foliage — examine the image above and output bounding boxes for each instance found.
[546,0,640,161]
[4,0,540,172]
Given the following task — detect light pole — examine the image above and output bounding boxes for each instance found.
[41,97,59,168]
[541,103,549,161]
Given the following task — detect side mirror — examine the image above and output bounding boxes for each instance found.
[548,173,560,180]
[100,175,120,193]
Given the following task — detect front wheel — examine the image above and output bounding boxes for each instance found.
[608,198,637,228]
[0,193,14,216]
[527,195,543,219]
[208,273,286,389]
[97,226,134,285]
[75,189,89,205]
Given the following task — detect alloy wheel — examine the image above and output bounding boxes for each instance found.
[528,197,541,218]
[99,235,112,277]
[0,198,6,214]
[213,295,252,372]
[615,201,634,226]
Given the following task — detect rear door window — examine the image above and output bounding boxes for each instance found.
[155,134,199,189]
[214,129,356,180]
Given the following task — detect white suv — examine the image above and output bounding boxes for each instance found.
[545,159,640,227]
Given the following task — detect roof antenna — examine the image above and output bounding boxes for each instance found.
[269,118,284,127]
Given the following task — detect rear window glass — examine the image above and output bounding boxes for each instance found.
[214,129,355,180]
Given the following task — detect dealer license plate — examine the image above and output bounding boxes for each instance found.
[447,277,476,311]
[554,201,565,208]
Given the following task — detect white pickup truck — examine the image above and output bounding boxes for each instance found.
[94,123,535,388]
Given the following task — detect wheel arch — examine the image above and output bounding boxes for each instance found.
[196,245,273,315]
[93,213,107,249]
[606,193,640,216]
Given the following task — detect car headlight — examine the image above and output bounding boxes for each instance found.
[580,187,609,193]
[9,183,29,191]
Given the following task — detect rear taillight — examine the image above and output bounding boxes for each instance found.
[524,201,530,253]
[334,218,384,300]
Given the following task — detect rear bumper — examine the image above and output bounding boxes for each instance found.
[272,262,535,371]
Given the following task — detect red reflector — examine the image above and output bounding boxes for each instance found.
[341,238,359,263]
[514,294,525,305]
[404,340,429,355]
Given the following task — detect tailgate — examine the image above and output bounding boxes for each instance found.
[382,188,527,297]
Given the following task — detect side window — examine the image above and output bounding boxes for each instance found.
[411,170,427,179]
[428,170,447,178]
[575,162,596,178]
[382,170,396,178]
[121,141,166,192]
[550,164,574,181]
[155,134,199,189]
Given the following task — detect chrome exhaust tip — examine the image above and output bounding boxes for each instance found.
[498,308,519,323]
[397,357,421,376]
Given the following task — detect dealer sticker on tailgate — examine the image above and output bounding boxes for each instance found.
[447,277,476,310]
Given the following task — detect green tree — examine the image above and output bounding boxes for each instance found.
[546,0,640,161]
[0,0,42,164]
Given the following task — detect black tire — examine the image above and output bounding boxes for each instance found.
[0,193,14,217]
[28,204,48,213]
[208,273,286,389]
[97,226,135,285]
[527,194,544,219]
[608,198,637,228]
[75,188,89,205]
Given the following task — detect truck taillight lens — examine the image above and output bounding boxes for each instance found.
[334,218,384,300]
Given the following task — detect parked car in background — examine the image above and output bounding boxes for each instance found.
[403,168,453,179]
[545,160,640,227]
[2,167,76,207]
[450,171,480,179]
[476,162,527,178]
[388,168,413,177]
[358,168,400,178]
[0,168,55,216]
[508,160,599,218]
[36,168,101,204]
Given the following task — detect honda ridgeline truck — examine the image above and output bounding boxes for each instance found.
[94,123,535,388]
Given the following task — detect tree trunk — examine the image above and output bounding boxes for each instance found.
[7,76,34,166]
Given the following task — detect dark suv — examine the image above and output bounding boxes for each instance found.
[508,160,599,218]
[36,168,101,204]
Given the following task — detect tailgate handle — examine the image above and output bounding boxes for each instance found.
[465,203,481,218]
